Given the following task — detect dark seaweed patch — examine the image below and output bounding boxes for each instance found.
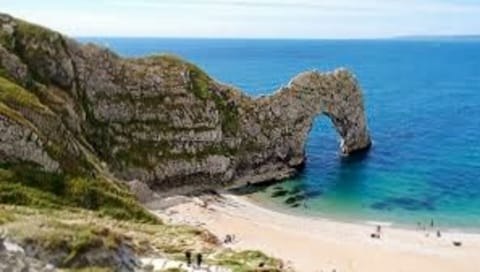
[285,196,297,205]
[271,189,289,198]
[284,194,307,205]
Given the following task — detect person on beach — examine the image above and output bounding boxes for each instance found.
[371,225,382,239]
[185,251,192,267]
[224,234,232,244]
[196,253,203,268]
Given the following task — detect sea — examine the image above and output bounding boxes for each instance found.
[79,38,480,230]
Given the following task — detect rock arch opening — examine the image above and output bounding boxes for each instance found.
[306,115,341,159]
[262,68,371,161]
[287,69,372,156]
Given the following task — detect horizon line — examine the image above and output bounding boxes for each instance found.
[75,34,480,41]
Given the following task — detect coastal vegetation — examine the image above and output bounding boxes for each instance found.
[0,12,295,270]
[0,162,156,222]
[0,204,285,271]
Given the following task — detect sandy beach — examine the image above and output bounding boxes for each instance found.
[150,192,480,272]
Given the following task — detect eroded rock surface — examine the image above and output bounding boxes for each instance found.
[0,238,55,272]
[0,13,371,193]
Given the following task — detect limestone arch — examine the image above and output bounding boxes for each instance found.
[266,68,371,156]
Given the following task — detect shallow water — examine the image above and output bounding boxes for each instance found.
[79,38,480,229]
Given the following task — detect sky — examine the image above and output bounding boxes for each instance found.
[1,0,480,39]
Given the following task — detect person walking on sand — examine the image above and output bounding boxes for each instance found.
[185,251,192,267]
[196,253,203,268]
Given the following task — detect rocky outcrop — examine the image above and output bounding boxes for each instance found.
[0,237,55,272]
[0,13,371,193]
[0,116,59,171]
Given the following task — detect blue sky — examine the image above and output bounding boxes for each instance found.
[1,0,480,38]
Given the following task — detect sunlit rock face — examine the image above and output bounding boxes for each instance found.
[0,13,371,192]
[280,69,371,156]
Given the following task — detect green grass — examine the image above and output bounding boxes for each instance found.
[0,67,8,78]
[16,20,55,41]
[0,204,221,270]
[4,211,126,268]
[0,162,157,223]
[27,221,120,266]
[0,76,52,114]
[188,63,211,100]
[212,250,283,272]
[0,102,38,131]
[187,63,241,135]
[0,206,16,224]
[151,55,241,136]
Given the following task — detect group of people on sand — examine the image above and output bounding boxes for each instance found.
[417,219,442,238]
[371,219,441,240]
[371,219,463,247]
[185,251,203,269]
[371,219,442,240]
[419,219,463,246]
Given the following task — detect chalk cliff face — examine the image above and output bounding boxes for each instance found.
[0,14,371,192]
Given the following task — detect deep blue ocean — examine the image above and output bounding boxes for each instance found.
[79,38,480,229]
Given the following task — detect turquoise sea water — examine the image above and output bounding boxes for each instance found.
[80,38,480,229]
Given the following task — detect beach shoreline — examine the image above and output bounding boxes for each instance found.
[242,192,480,235]
[149,191,480,272]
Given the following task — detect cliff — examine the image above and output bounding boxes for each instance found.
[0,13,371,194]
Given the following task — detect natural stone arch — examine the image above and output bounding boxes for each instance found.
[260,68,371,159]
